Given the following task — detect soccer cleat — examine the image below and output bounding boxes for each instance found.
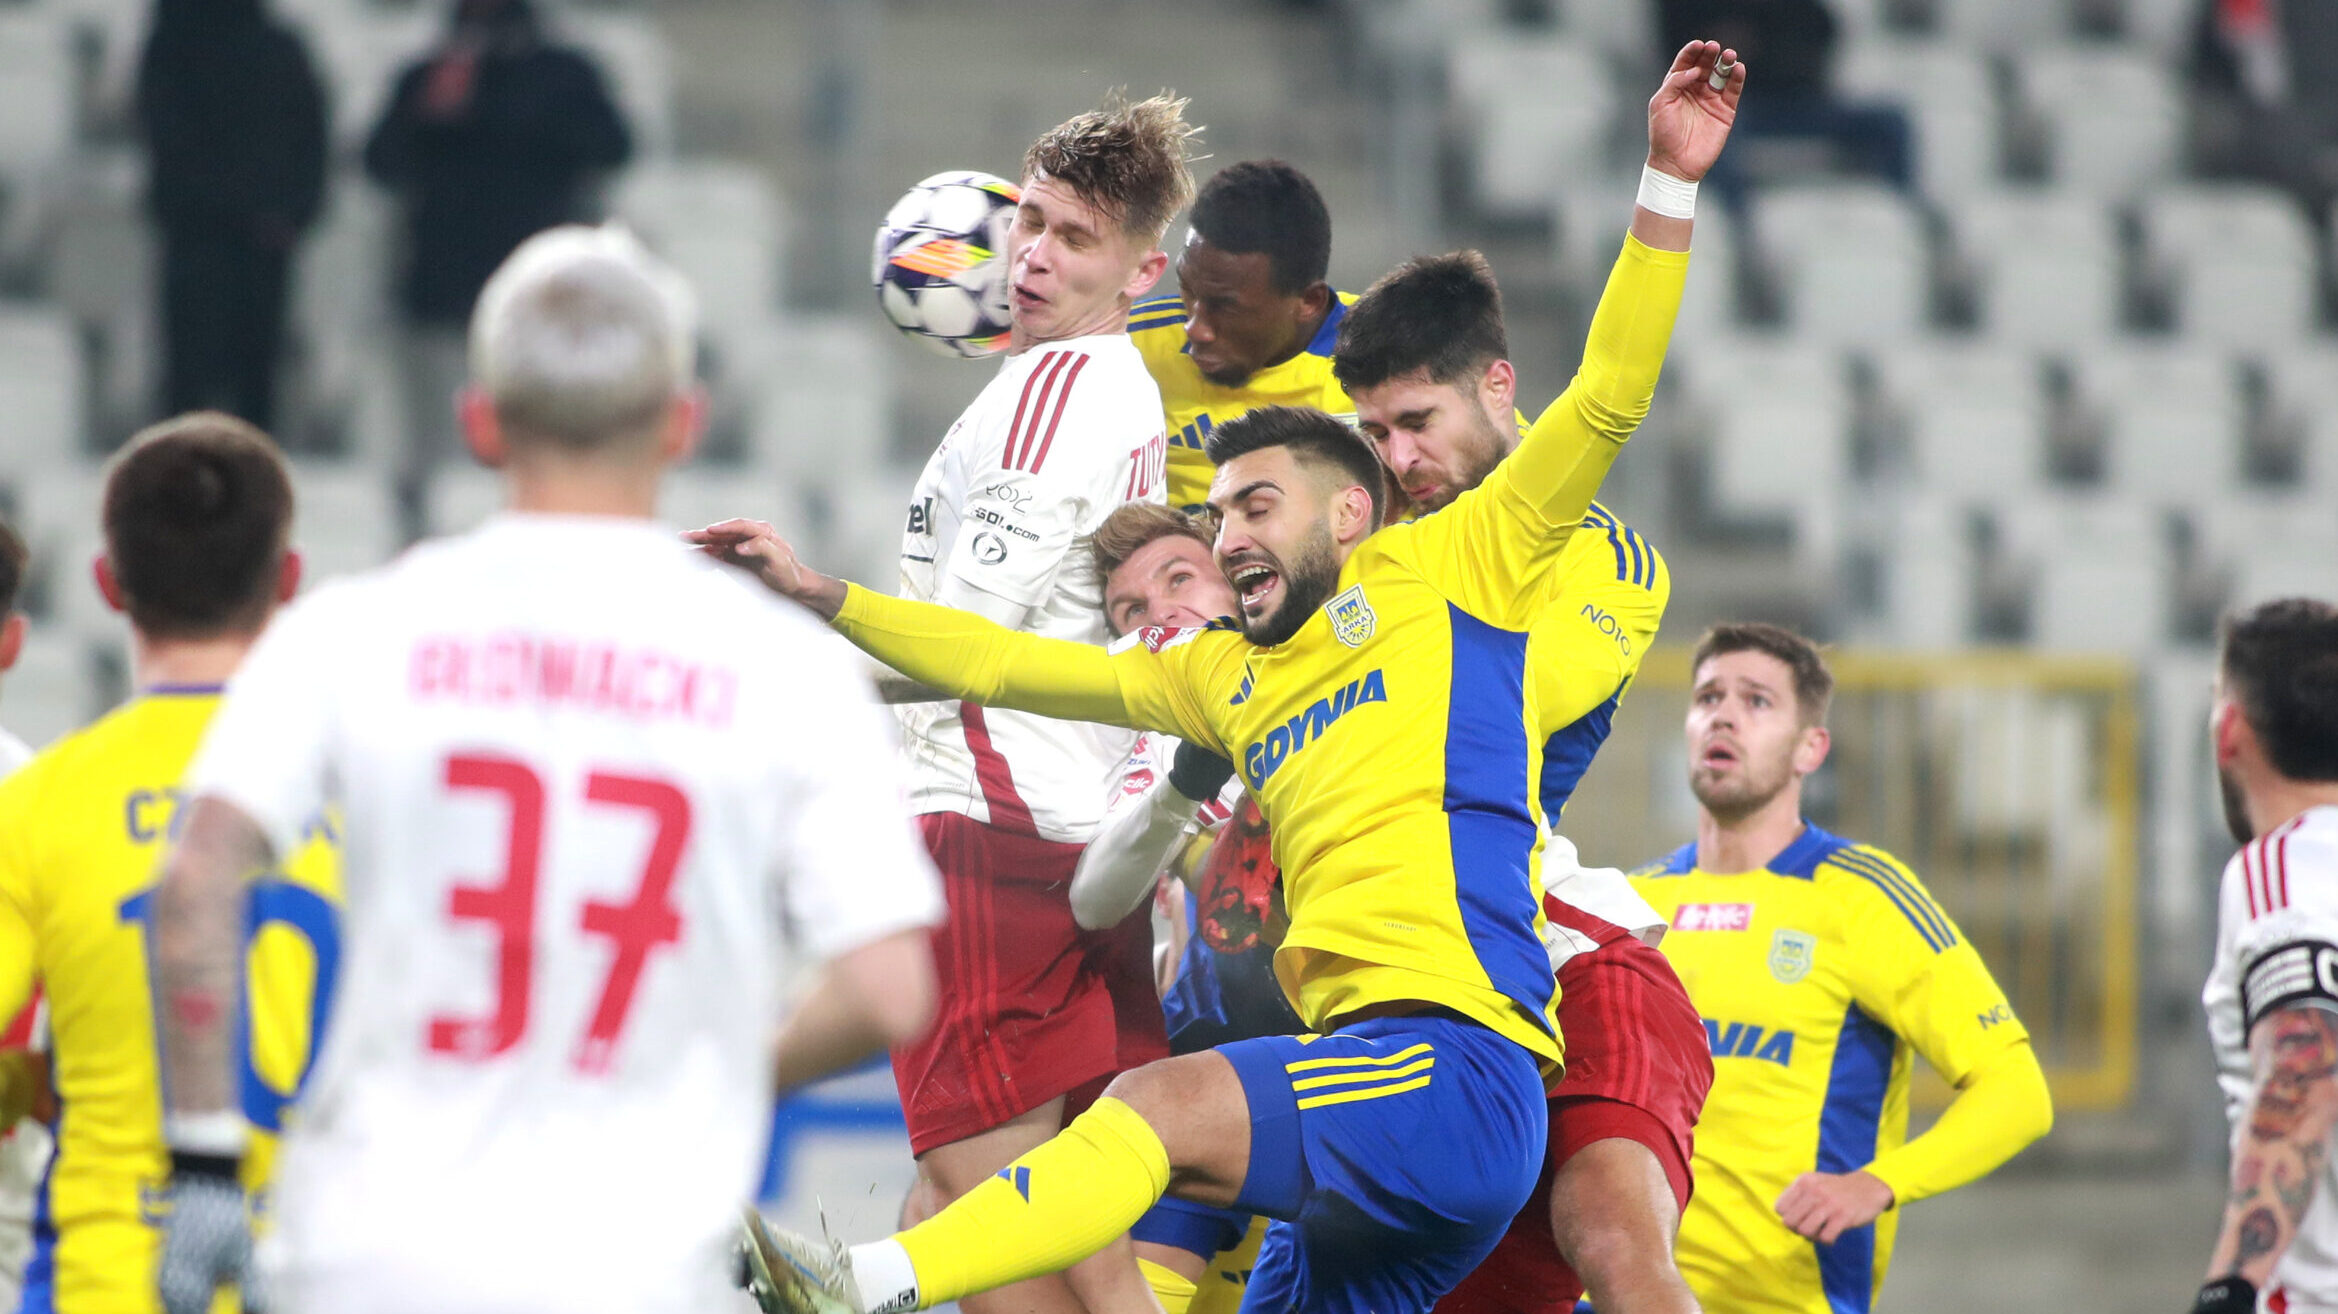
[738,1206,863,1314]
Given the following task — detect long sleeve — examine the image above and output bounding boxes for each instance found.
[1069,738,1200,932]
[1398,235,1688,629]
[1863,1040,2053,1205]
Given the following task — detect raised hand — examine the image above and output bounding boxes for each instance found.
[1647,40,1745,183]
[683,519,847,619]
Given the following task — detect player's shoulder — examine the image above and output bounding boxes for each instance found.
[1128,293,1187,341]
[1628,841,1699,880]
[1806,830,1964,952]
[2229,807,2338,922]
[1108,617,1246,658]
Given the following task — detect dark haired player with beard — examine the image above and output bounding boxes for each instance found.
[2196,599,2338,1314]
[1629,624,2051,1314]
[1129,159,1354,513]
[703,40,1742,1314]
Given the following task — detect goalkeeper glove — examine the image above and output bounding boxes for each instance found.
[158,1150,251,1314]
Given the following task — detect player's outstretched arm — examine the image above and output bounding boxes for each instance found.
[2201,1005,2338,1302]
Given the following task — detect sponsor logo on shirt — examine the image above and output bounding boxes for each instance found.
[1769,928,1817,983]
[1977,1003,2014,1029]
[1704,1018,1796,1065]
[968,506,1038,542]
[905,496,934,536]
[1240,669,1387,789]
[1324,584,1376,648]
[1672,902,1754,932]
[972,532,1009,565]
[1580,603,1634,654]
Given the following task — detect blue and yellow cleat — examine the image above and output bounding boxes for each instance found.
[738,1206,863,1314]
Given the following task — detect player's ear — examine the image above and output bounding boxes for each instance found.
[1298,282,1333,322]
[1792,723,1830,777]
[2213,699,2252,769]
[0,613,23,673]
[275,549,303,605]
[457,387,508,469]
[1124,246,1170,303]
[1479,358,1517,419]
[93,553,125,615]
[659,388,708,466]
[1332,481,1374,545]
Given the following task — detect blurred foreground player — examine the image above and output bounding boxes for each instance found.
[1630,624,2052,1314]
[146,227,944,1314]
[0,519,32,772]
[0,414,339,1314]
[2195,599,2338,1314]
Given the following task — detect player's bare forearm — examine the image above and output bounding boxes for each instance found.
[152,798,275,1122]
[2210,1006,2338,1284]
[771,928,936,1093]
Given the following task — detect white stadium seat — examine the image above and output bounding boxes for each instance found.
[1937,0,2072,49]
[1870,341,2047,496]
[1997,494,2172,650]
[2139,185,2320,348]
[1835,39,2000,194]
[611,159,785,349]
[17,466,115,644]
[0,308,88,484]
[298,6,438,152]
[1872,493,1976,647]
[2191,495,2338,609]
[1749,183,1930,342]
[2070,346,2246,500]
[0,10,74,183]
[2015,47,2183,197]
[1947,189,2121,347]
[1552,0,1654,59]
[0,634,101,752]
[287,461,403,584]
[1447,36,1616,221]
[741,317,893,488]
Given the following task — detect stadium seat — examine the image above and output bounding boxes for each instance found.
[1348,0,1506,71]
[1748,183,1930,342]
[2014,46,2183,197]
[2120,0,2202,56]
[16,466,113,643]
[1946,189,2121,346]
[423,465,504,540]
[0,633,100,751]
[287,460,403,583]
[1936,0,2073,49]
[736,317,893,486]
[561,10,677,160]
[1871,494,1976,648]
[1835,39,2000,196]
[1552,0,1654,59]
[1870,341,2047,497]
[1997,494,2172,650]
[2190,494,2338,609]
[1446,35,1615,221]
[0,10,74,187]
[610,159,785,350]
[1683,338,1854,568]
[1558,184,1743,337]
[294,186,399,463]
[2139,185,2320,348]
[0,308,89,485]
[813,467,923,597]
[298,6,438,152]
[2070,346,2245,500]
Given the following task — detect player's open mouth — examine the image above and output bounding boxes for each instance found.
[1700,744,1738,768]
[1012,283,1044,312]
[1404,482,1441,505]
[1230,563,1279,614]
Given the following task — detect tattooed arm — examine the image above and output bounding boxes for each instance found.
[151,798,276,1144]
[2208,1004,2338,1285]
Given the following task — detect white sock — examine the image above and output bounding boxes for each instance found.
[848,1238,922,1314]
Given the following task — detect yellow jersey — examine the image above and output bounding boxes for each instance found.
[836,235,1690,1070]
[0,688,340,1314]
[1628,825,2031,1314]
[1129,290,1359,513]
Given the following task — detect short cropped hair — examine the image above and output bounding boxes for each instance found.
[103,412,293,640]
[1692,622,1836,725]
[2221,597,2338,782]
[1090,502,1211,587]
[1189,160,1332,294]
[1205,406,1384,529]
[1332,250,1509,394]
[1024,92,1201,242]
[0,519,24,616]
[469,224,698,451]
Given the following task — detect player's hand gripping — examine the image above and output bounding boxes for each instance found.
[685,519,849,621]
[1646,39,1745,183]
[1774,1168,1894,1245]
[157,1152,253,1314]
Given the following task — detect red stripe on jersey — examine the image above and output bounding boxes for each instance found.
[1008,353,1072,472]
[1543,890,1634,949]
[1001,352,1060,472]
[1024,354,1089,474]
[959,702,1037,835]
[1,993,39,1049]
[2245,842,2261,918]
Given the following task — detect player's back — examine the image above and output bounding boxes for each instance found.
[0,692,336,1314]
[206,514,910,1314]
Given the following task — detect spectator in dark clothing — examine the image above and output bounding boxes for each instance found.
[365,0,631,478]
[2190,0,2338,216]
[1660,0,1912,206]
[136,0,328,432]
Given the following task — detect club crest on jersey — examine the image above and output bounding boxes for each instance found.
[1769,929,1817,984]
[1324,584,1375,648]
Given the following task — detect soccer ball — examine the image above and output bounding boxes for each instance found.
[873,171,1021,358]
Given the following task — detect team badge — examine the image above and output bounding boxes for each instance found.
[1324,584,1376,648]
[1769,929,1817,984]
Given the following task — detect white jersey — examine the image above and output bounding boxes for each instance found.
[0,730,29,777]
[185,514,944,1314]
[0,732,40,1307]
[2204,805,2338,1313]
[893,333,1169,843]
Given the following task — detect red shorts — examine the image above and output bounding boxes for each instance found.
[1433,936,1714,1314]
[890,812,1167,1155]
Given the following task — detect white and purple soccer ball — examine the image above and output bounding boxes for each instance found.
[872,170,1021,359]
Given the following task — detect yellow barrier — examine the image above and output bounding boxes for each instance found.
[1561,647,2141,1111]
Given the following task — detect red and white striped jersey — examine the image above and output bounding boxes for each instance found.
[893,332,1169,843]
[2204,805,2338,1312]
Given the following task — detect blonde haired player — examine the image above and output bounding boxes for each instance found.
[146,226,944,1314]
[0,413,338,1314]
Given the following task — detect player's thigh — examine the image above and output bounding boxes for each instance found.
[1103,1049,1251,1207]
[1548,1122,1689,1275]
[916,1095,1069,1201]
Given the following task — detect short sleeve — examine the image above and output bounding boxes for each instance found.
[1830,848,2028,1087]
[770,632,945,960]
[2228,841,2338,1031]
[939,464,1091,612]
[184,590,344,861]
[1103,624,1248,759]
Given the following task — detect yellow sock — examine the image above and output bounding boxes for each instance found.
[893,1097,1171,1307]
[1137,1258,1199,1314]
